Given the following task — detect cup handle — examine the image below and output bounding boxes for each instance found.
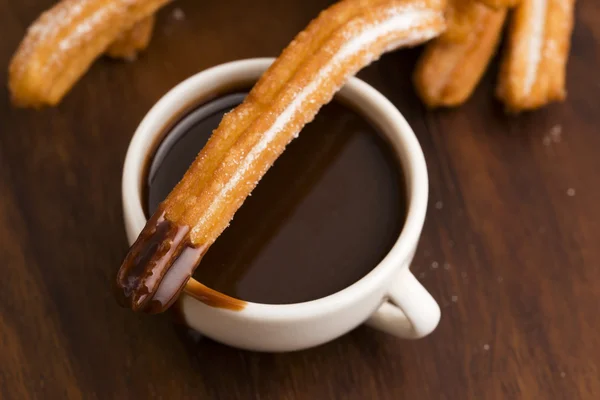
[366,268,440,339]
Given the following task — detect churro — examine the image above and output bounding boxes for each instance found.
[9,0,171,108]
[496,0,575,112]
[443,0,487,43]
[116,0,446,313]
[414,2,506,107]
[106,16,155,60]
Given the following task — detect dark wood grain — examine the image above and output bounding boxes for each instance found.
[1,0,599,398]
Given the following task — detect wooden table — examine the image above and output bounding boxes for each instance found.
[1,1,598,398]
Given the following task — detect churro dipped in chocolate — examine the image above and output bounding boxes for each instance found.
[116,0,446,313]
[414,1,507,107]
[9,0,171,107]
[106,16,156,60]
[496,0,576,112]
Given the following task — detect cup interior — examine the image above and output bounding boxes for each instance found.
[122,58,428,312]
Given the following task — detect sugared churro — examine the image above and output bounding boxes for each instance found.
[106,16,156,60]
[496,0,576,112]
[9,0,171,108]
[414,1,506,107]
[116,0,446,313]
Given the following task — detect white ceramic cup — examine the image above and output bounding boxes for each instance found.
[122,58,440,352]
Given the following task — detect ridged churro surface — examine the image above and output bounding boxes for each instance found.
[497,0,575,111]
[414,2,506,107]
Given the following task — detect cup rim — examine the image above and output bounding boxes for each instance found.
[122,58,428,319]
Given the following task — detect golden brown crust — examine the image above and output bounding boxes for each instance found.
[116,0,447,312]
[414,2,506,107]
[477,0,521,9]
[106,15,155,60]
[443,0,485,43]
[8,0,171,108]
[496,0,576,112]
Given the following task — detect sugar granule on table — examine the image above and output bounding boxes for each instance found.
[543,124,563,146]
[550,124,562,142]
[172,7,185,21]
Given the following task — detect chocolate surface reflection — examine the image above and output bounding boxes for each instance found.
[145,92,405,305]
